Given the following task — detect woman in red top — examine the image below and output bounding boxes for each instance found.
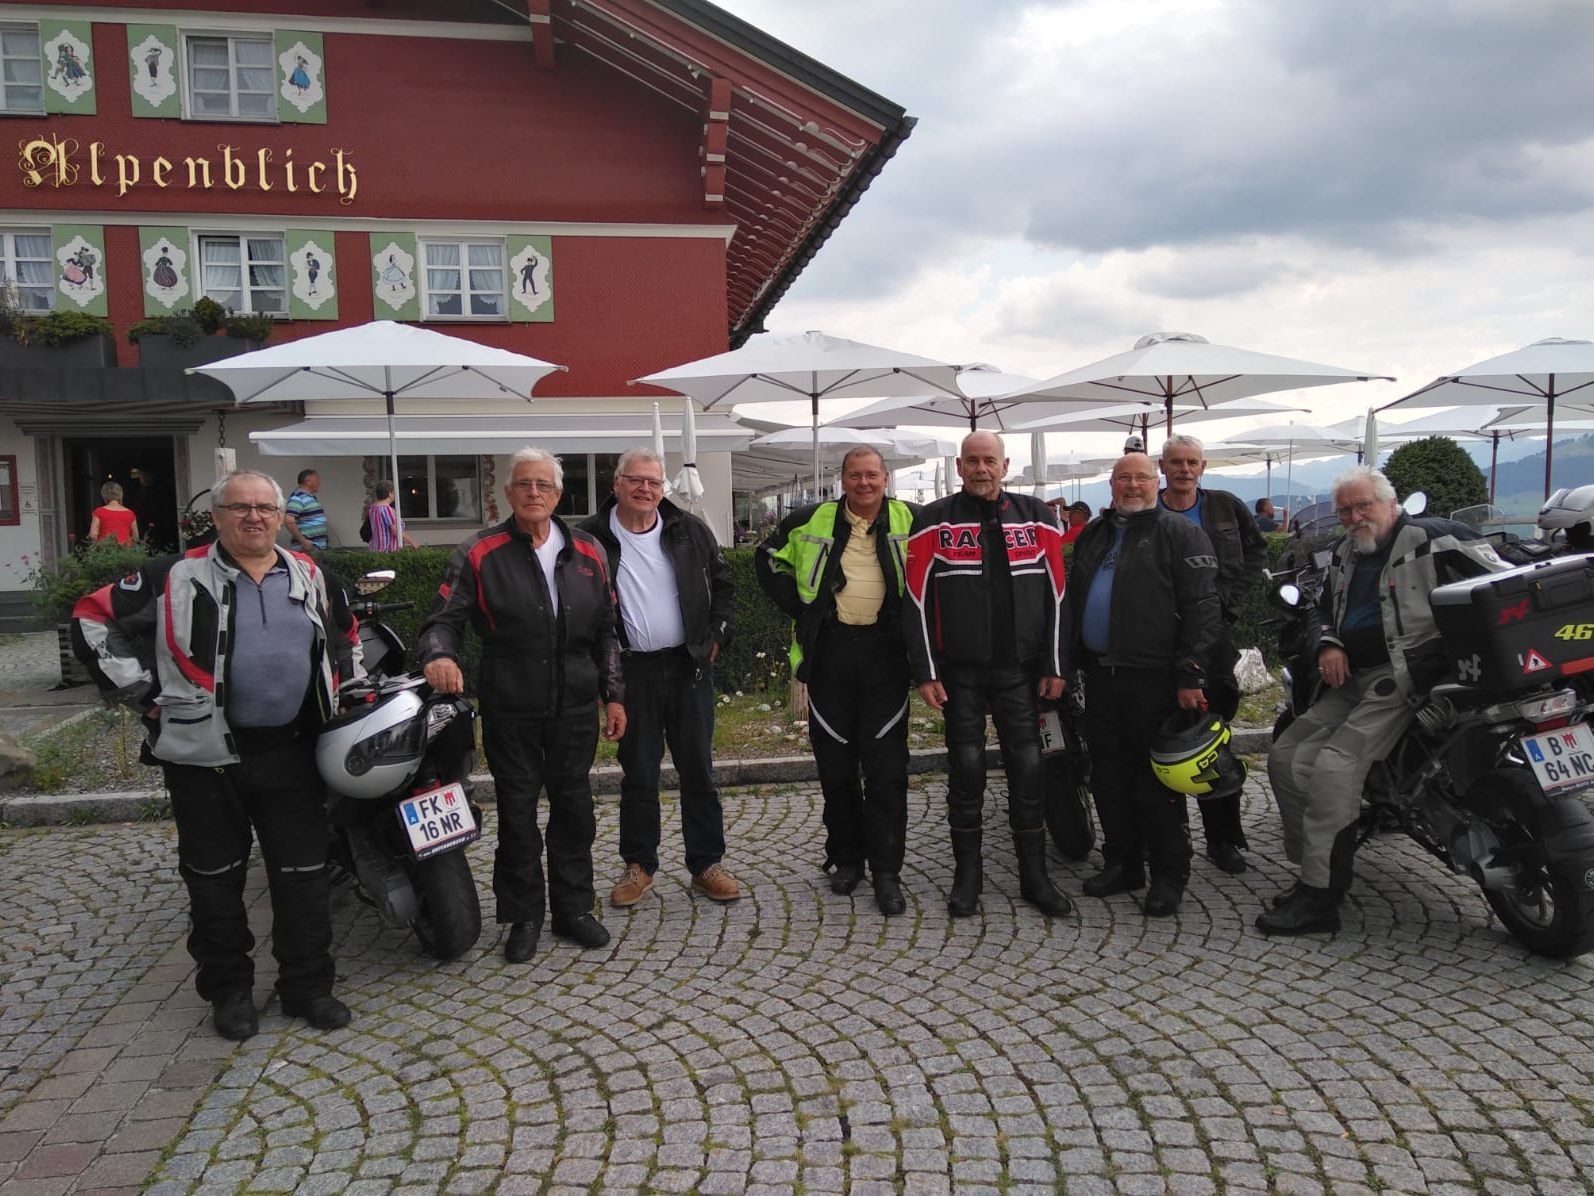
[89,481,140,544]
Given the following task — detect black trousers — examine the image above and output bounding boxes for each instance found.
[807,623,911,874]
[1082,661,1192,884]
[942,663,1045,833]
[164,728,334,1004]
[617,648,725,875]
[482,708,599,925]
[1196,627,1247,850]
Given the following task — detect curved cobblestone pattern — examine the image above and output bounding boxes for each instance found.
[6,777,1594,1193]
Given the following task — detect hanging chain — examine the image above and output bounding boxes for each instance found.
[216,409,226,448]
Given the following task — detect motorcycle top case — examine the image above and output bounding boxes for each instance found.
[1431,553,1594,691]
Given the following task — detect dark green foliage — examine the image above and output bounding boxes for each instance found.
[191,296,227,334]
[27,539,154,624]
[127,313,203,346]
[222,311,274,342]
[127,305,271,346]
[9,309,113,347]
[716,548,791,693]
[319,548,472,679]
[1383,436,1488,518]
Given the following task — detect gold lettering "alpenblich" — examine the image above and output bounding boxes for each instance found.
[17,135,358,205]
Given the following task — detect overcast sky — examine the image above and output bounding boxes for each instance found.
[717,0,1594,463]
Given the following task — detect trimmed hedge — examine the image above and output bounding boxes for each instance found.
[319,535,1314,691]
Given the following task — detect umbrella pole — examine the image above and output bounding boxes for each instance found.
[811,394,821,496]
[1544,380,1557,499]
[1490,433,1499,505]
[386,385,404,545]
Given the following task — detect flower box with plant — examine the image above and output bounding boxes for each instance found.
[0,303,117,368]
[130,297,273,368]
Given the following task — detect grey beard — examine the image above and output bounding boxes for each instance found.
[1351,529,1379,555]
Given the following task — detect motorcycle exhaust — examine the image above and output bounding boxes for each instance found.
[1452,824,1516,890]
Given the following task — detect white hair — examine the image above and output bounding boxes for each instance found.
[1332,465,1396,503]
[615,446,665,477]
[212,470,285,512]
[1160,433,1205,460]
[509,446,564,488]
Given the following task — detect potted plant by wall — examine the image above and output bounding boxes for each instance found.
[0,301,117,368]
[26,537,153,687]
[130,298,272,368]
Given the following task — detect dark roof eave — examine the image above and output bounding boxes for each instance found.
[647,0,907,131]
[731,113,915,347]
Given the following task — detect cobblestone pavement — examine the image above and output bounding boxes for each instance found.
[4,776,1594,1195]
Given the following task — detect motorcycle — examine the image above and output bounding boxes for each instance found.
[1267,544,1594,958]
[318,569,483,961]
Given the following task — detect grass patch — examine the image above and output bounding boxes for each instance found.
[1235,676,1285,728]
[24,708,152,795]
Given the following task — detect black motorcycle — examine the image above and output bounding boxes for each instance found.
[1268,550,1594,958]
[318,570,483,961]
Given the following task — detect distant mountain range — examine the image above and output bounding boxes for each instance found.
[1012,434,1594,516]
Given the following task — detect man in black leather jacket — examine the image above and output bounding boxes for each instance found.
[903,430,1071,919]
[1158,433,1268,874]
[1062,452,1222,918]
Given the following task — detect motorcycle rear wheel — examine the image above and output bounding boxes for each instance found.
[1043,753,1096,860]
[1472,768,1594,959]
[408,848,482,961]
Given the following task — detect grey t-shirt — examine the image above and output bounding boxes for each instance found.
[228,564,315,728]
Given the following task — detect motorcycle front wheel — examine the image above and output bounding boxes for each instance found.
[1471,768,1594,959]
[408,848,483,961]
[1043,752,1096,860]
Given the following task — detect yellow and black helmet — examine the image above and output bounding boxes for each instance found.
[1149,708,1247,800]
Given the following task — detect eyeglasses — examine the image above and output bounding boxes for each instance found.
[1336,499,1379,520]
[1112,473,1157,485]
[617,474,665,490]
[510,479,561,495]
[217,503,280,517]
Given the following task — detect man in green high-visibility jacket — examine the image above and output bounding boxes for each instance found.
[756,447,919,915]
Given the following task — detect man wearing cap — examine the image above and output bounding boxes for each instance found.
[1157,433,1269,874]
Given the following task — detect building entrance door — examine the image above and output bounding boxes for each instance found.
[63,437,180,552]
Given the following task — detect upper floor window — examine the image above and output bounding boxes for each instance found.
[422,240,505,319]
[0,25,42,113]
[186,34,274,120]
[198,234,285,314]
[0,229,53,311]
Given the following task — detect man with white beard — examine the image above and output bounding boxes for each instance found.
[1260,466,1507,936]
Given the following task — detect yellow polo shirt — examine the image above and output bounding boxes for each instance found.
[834,502,887,626]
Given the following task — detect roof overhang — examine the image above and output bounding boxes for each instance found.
[541,0,913,344]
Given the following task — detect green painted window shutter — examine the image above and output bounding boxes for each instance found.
[274,31,326,124]
[507,235,555,323]
[127,24,180,118]
[139,228,192,315]
[286,230,338,320]
[40,19,96,115]
[370,233,420,322]
[50,225,108,317]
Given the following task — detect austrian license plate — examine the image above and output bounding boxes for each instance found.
[1523,722,1594,794]
[397,782,479,860]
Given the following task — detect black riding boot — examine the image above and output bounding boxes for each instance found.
[1015,828,1072,917]
[948,827,982,917]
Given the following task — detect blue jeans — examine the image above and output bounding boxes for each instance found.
[616,648,724,875]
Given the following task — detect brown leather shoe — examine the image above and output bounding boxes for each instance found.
[691,862,741,902]
[610,863,655,908]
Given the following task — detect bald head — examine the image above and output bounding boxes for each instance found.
[1109,452,1159,514]
[957,430,1007,501]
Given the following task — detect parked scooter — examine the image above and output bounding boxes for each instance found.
[1267,539,1594,958]
[318,570,483,960]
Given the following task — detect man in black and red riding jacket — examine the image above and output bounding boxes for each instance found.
[72,470,364,1042]
[419,447,625,964]
[903,430,1071,920]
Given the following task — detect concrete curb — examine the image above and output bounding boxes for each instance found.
[0,726,1275,828]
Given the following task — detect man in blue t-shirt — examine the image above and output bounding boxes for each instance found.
[284,469,329,552]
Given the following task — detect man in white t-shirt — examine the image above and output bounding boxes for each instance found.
[579,447,740,908]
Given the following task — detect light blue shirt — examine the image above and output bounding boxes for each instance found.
[1082,523,1127,655]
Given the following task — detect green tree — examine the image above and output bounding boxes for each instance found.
[1382,435,1487,518]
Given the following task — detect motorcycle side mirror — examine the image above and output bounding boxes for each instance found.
[356,569,397,596]
[1312,550,1333,570]
[1403,491,1427,516]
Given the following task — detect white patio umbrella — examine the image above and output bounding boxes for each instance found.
[1007,395,1309,441]
[650,402,666,461]
[827,363,1054,432]
[750,425,957,461]
[1002,331,1393,436]
[1224,421,1361,511]
[633,330,963,491]
[1030,431,1047,498]
[193,320,565,541]
[673,399,705,506]
[1334,405,1533,502]
[1378,337,1594,498]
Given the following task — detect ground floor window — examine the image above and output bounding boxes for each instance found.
[555,453,619,519]
[397,455,482,522]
